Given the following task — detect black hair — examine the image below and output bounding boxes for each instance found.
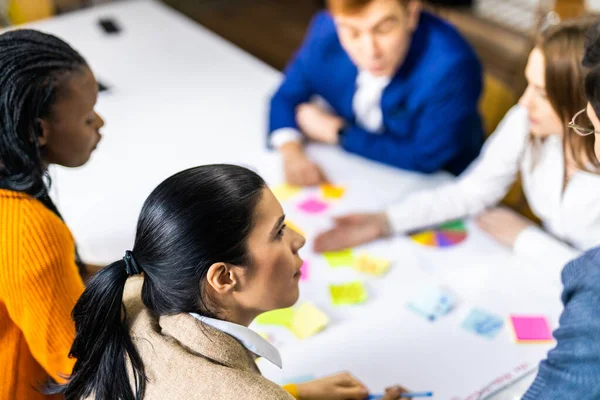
[0,29,88,272]
[583,19,600,119]
[56,164,267,400]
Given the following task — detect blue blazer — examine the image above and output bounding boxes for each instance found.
[269,11,484,175]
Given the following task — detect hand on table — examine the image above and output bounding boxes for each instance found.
[281,142,328,186]
[296,103,344,145]
[476,206,535,248]
[313,213,392,253]
[296,372,368,400]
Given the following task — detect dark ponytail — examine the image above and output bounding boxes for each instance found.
[57,164,267,399]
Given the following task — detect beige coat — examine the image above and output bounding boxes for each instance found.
[120,277,294,400]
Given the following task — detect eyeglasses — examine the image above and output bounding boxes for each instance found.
[568,109,600,136]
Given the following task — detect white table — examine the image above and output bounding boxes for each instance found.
[18,2,562,398]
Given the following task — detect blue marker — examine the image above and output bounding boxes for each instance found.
[367,392,433,399]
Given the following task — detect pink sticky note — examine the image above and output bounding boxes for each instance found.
[297,197,328,214]
[300,261,309,281]
[510,315,553,343]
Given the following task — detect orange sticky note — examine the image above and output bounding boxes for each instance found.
[271,184,301,202]
[354,254,391,276]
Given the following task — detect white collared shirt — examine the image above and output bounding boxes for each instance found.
[386,105,600,286]
[270,70,391,147]
[189,313,282,369]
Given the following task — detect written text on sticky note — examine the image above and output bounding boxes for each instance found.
[271,184,301,202]
[510,315,553,343]
[290,303,329,339]
[255,307,294,328]
[462,308,504,339]
[321,184,346,200]
[354,254,391,276]
[323,249,354,268]
[297,197,329,214]
[329,281,368,306]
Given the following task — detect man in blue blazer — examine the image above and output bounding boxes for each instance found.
[269,0,484,186]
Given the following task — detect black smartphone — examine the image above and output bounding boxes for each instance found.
[98,18,121,35]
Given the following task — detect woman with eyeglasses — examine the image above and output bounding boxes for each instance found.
[520,20,600,400]
[313,18,600,285]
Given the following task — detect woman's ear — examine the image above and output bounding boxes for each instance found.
[37,118,51,147]
[205,262,238,294]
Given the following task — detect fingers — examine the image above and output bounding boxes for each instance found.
[380,385,409,400]
[313,229,351,252]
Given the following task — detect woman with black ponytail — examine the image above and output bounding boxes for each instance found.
[0,29,104,399]
[58,164,407,400]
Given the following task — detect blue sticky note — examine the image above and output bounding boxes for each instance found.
[407,287,456,321]
[462,308,504,339]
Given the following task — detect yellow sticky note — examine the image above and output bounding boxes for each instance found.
[329,281,368,306]
[271,184,301,202]
[353,254,391,276]
[286,220,306,237]
[321,184,346,200]
[255,308,294,327]
[323,249,354,268]
[290,303,329,339]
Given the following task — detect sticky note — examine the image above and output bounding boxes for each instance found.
[321,184,346,200]
[510,315,553,343]
[290,303,329,339]
[408,286,456,321]
[329,281,368,306]
[271,184,301,202]
[323,249,354,268]
[286,220,306,237]
[300,261,309,281]
[354,254,391,276]
[462,308,504,339]
[297,197,329,214]
[255,308,294,327]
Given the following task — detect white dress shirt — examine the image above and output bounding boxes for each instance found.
[189,313,282,368]
[270,70,391,148]
[386,105,600,285]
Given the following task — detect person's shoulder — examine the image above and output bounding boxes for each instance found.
[562,247,600,292]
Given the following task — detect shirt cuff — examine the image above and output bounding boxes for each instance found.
[270,128,303,149]
[513,226,581,287]
[282,384,299,399]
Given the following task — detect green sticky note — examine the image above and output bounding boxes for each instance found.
[255,307,294,327]
[323,249,354,268]
[329,281,368,306]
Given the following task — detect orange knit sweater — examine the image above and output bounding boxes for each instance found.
[0,189,84,399]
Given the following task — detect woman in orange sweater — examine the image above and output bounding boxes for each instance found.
[0,29,104,399]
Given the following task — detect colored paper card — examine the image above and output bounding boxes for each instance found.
[353,254,391,276]
[407,286,456,321]
[462,308,504,339]
[297,197,329,214]
[323,249,354,268]
[286,220,306,237]
[329,281,368,306]
[255,307,294,327]
[321,184,346,200]
[510,315,553,343]
[290,303,329,339]
[300,261,309,281]
[439,220,466,232]
[271,184,301,202]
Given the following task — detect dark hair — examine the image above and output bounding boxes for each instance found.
[583,19,600,121]
[0,29,88,272]
[57,164,266,400]
[0,29,87,208]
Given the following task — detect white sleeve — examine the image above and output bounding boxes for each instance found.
[386,105,530,234]
[270,128,303,149]
[513,226,582,287]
